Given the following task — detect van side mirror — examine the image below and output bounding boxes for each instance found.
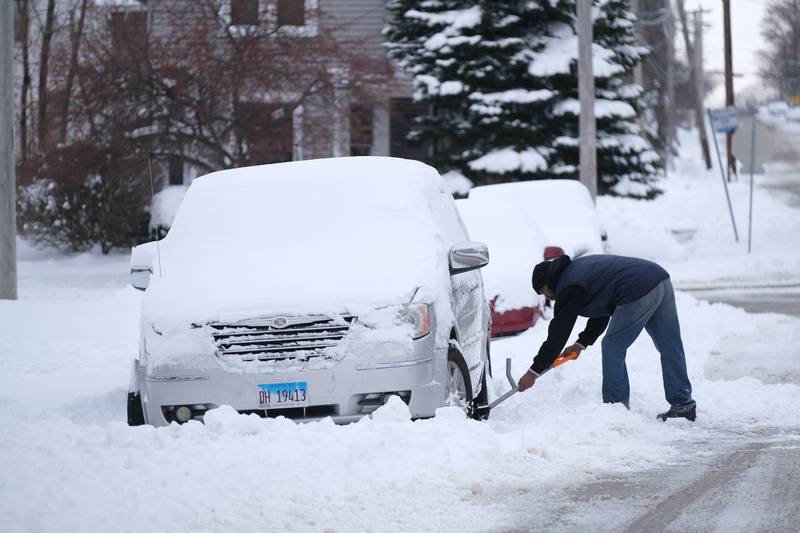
[130,241,157,291]
[449,241,489,275]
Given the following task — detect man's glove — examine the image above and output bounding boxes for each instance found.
[562,343,584,360]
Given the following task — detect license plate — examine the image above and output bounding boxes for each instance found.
[257,382,309,409]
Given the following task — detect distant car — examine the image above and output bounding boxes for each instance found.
[767,101,789,116]
[127,157,492,426]
[469,179,606,258]
[456,197,563,337]
[786,107,800,123]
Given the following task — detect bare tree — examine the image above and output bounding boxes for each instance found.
[18,0,393,253]
[60,0,89,143]
[760,0,800,97]
[36,0,56,150]
[16,0,31,164]
[73,0,393,173]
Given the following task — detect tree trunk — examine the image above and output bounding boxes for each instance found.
[61,0,88,144]
[37,0,56,151]
[17,0,30,164]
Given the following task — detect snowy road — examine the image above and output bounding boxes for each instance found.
[512,429,800,533]
[687,284,800,318]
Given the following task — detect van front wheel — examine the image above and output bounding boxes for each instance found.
[127,392,145,426]
[446,350,473,410]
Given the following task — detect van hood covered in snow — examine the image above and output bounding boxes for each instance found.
[141,158,453,325]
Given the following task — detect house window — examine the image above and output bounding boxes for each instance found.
[168,156,183,185]
[350,104,373,156]
[236,102,294,165]
[389,98,429,161]
[109,10,148,53]
[230,0,259,26]
[277,0,305,27]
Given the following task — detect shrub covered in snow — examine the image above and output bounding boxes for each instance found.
[17,144,150,254]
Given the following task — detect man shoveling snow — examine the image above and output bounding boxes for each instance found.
[517,254,697,421]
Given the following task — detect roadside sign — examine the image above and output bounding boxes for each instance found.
[731,116,782,175]
[791,95,799,106]
[709,106,739,133]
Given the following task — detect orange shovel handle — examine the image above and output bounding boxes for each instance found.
[552,350,579,368]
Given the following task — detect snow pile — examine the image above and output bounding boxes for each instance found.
[469,179,605,257]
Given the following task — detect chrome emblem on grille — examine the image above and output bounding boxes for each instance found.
[271,316,289,329]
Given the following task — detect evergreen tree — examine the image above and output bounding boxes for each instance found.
[385,0,661,197]
[386,1,569,183]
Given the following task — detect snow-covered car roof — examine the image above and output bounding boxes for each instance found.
[456,197,545,312]
[143,157,464,323]
[468,179,604,257]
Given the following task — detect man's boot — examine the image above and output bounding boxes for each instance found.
[657,401,696,422]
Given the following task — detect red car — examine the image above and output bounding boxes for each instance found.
[488,245,565,336]
[456,198,564,337]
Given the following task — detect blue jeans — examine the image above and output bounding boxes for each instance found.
[601,279,694,408]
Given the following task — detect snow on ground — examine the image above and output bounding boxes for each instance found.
[598,128,800,288]
[2,139,800,532]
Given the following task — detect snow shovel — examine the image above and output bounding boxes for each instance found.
[473,350,579,418]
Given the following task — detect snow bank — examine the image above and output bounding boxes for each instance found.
[597,129,800,286]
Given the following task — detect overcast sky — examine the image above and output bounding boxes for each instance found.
[683,0,769,106]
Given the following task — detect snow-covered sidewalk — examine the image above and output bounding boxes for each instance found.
[2,146,799,532]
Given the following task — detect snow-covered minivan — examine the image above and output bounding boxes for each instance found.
[127,157,492,426]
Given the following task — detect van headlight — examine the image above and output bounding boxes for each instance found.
[399,303,430,339]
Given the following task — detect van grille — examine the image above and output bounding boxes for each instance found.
[210,315,355,362]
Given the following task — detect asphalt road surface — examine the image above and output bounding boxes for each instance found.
[519,429,800,533]
[686,284,800,318]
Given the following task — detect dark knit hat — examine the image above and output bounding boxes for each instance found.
[531,255,571,295]
[531,261,550,295]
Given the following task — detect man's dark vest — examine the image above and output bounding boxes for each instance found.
[555,255,669,318]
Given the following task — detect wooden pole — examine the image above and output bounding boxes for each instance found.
[722,0,735,180]
[677,1,712,169]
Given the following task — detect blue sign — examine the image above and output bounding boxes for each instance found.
[709,107,739,133]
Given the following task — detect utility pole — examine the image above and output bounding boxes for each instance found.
[677,0,712,169]
[722,0,735,180]
[1,0,18,300]
[694,10,706,111]
[663,3,676,175]
[577,0,597,201]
